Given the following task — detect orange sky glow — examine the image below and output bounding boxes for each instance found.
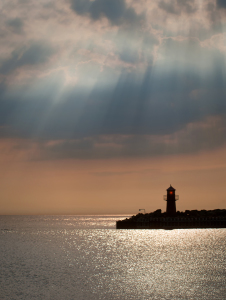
[1,142,225,215]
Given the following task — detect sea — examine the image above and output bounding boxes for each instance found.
[0,215,226,300]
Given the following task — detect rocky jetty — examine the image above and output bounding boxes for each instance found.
[116,209,226,229]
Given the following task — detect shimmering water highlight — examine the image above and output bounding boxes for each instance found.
[0,216,226,299]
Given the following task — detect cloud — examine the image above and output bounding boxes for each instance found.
[0,51,225,144]
[4,113,225,161]
[217,0,226,8]
[0,0,225,161]
[70,0,144,25]
[43,114,226,159]
[115,29,159,64]
[6,18,24,34]
[157,37,226,76]
[158,0,197,15]
[0,42,54,75]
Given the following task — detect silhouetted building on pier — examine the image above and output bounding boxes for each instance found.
[116,185,226,229]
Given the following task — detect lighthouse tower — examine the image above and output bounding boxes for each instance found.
[164,185,179,215]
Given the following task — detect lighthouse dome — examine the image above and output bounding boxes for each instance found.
[167,184,175,191]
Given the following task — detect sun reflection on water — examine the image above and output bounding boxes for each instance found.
[0,216,226,299]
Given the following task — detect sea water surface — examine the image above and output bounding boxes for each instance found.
[0,215,226,300]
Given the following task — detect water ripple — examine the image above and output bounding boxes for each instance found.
[0,216,225,299]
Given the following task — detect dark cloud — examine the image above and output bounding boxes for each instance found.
[159,0,197,15]
[0,59,225,141]
[217,0,226,8]
[0,37,225,159]
[0,0,225,162]
[21,113,226,160]
[204,1,225,35]
[6,18,24,34]
[0,43,54,74]
[71,0,144,25]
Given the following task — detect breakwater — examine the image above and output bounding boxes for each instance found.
[116,209,226,229]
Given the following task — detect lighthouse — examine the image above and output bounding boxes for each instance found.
[164,185,179,215]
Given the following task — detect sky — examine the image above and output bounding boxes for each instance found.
[0,0,226,215]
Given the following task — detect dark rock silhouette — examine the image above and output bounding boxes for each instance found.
[116,185,226,229]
